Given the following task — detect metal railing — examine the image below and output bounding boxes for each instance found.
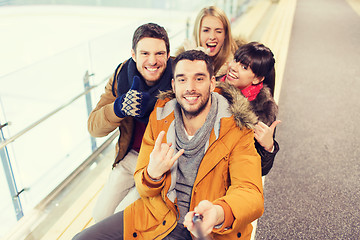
[0,71,110,220]
[0,74,109,152]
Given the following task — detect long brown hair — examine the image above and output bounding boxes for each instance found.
[193,6,237,75]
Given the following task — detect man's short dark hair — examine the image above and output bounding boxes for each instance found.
[132,23,170,54]
[173,50,214,77]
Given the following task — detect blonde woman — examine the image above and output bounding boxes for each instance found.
[178,6,245,78]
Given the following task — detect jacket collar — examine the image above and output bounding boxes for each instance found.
[157,81,258,130]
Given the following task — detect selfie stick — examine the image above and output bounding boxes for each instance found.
[193,213,206,240]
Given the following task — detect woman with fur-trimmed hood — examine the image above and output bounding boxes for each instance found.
[218,42,280,176]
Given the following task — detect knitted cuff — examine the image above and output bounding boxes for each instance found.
[113,95,126,118]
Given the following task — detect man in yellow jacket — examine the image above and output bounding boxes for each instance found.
[74,50,264,240]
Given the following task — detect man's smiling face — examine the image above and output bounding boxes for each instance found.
[132,37,169,86]
[172,59,215,118]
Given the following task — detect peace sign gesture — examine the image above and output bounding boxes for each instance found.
[147,131,184,180]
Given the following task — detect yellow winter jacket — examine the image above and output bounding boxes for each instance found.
[123,89,263,240]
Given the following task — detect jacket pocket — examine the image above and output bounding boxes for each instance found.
[131,197,171,231]
[220,153,230,192]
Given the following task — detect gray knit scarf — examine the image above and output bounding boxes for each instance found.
[173,93,218,224]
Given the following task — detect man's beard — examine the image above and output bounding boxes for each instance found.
[177,90,211,119]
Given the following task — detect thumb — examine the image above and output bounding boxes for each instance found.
[270,120,281,130]
[130,75,141,90]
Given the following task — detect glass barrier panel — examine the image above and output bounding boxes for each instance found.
[0,45,90,135]
[11,98,91,211]
[0,45,92,213]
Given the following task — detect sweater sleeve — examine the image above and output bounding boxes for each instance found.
[256,138,279,176]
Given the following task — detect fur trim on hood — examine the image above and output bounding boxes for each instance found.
[215,81,258,129]
[157,82,258,129]
[249,85,278,126]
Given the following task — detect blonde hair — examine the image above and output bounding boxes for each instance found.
[193,6,237,75]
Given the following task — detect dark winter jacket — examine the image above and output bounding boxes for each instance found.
[215,82,279,175]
